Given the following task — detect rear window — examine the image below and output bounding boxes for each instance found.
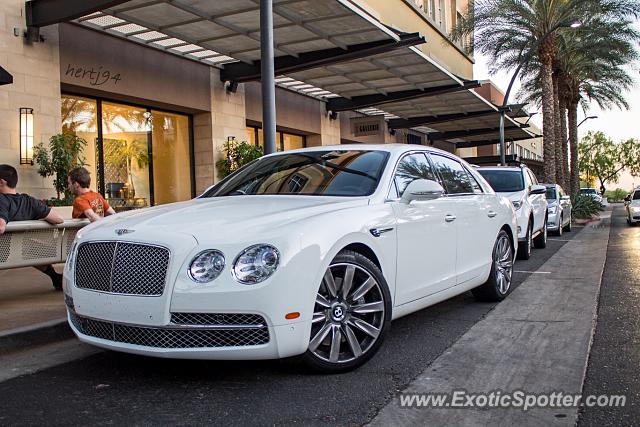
[545,188,557,200]
[581,189,597,195]
[477,169,525,192]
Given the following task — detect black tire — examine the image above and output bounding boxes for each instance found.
[472,230,514,302]
[517,222,532,260]
[555,215,563,236]
[533,217,547,249]
[563,217,572,232]
[302,250,391,373]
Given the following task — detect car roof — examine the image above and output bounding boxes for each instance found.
[264,143,453,157]
[476,166,524,171]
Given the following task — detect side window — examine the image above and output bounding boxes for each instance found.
[465,167,484,194]
[430,154,474,194]
[394,153,436,197]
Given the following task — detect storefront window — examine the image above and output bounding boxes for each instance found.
[61,96,98,191]
[101,101,151,210]
[151,111,191,204]
[61,94,193,209]
[247,126,305,152]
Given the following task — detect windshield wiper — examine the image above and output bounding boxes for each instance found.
[293,153,377,181]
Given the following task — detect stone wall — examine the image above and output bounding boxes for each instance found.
[0,1,61,199]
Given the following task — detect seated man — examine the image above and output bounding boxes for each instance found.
[68,167,115,221]
[0,164,65,289]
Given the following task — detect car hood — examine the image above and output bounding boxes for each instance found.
[80,195,369,242]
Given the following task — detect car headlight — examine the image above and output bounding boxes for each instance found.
[66,241,78,272]
[232,244,280,284]
[632,206,640,212]
[188,250,225,283]
[512,200,523,210]
[548,204,558,214]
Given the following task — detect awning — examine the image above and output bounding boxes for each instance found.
[0,66,12,86]
[26,0,532,147]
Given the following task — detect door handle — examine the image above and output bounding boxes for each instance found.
[487,211,497,218]
[445,214,457,223]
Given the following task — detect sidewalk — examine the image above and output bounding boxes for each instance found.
[0,265,66,332]
[371,212,611,426]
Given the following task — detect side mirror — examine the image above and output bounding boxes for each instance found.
[624,195,631,202]
[530,184,547,195]
[400,179,444,204]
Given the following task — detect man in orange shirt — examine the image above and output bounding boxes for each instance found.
[68,167,115,221]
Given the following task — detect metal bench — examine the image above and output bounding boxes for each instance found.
[0,220,89,270]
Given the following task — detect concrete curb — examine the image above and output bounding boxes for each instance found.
[370,214,611,426]
[0,318,73,354]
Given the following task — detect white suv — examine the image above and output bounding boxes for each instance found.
[478,166,548,259]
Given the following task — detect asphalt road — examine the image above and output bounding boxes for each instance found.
[579,206,640,426]
[0,227,583,426]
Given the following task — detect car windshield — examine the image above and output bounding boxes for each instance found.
[202,150,389,197]
[634,191,640,200]
[545,188,557,200]
[477,169,525,192]
[581,189,597,195]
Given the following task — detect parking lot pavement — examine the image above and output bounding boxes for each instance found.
[0,226,585,426]
[371,214,611,426]
[579,206,640,426]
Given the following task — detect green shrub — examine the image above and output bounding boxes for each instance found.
[33,132,87,203]
[604,188,627,203]
[216,137,263,179]
[571,193,602,219]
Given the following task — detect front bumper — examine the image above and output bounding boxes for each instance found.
[515,208,529,240]
[547,211,560,231]
[63,234,320,360]
[628,209,640,223]
[67,308,310,360]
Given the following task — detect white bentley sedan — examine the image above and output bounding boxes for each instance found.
[64,144,517,372]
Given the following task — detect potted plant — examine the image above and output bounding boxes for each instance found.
[33,132,87,216]
[216,137,263,179]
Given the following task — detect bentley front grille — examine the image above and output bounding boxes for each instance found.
[75,242,170,296]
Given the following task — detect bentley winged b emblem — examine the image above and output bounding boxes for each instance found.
[115,229,135,236]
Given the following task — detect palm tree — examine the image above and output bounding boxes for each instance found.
[453,0,640,184]
[558,16,639,194]
[515,3,639,193]
[452,0,592,183]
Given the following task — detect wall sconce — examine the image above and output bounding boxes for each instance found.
[19,108,34,165]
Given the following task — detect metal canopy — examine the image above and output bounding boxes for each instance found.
[0,66,12,85]
[28,0,533,147]
[221,32,425,83]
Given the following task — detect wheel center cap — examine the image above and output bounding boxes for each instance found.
[331,303,347,322]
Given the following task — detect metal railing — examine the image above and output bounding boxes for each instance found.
[0,220,89,270]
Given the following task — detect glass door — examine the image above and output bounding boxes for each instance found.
[100,101,151,210]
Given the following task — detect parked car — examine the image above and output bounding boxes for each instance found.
[580,188,604,205]
[63,145,517,372]
[477,165,548,260]
[625,188,640,226]
[543,184,572,235]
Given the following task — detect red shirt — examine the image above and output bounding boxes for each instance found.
[72,191,110,219]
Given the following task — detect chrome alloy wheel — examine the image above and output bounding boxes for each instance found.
[494,234,514,294]
[309,263,386,364]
